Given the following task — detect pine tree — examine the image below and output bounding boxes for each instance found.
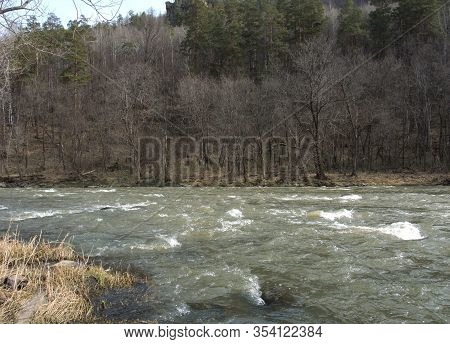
[337,0,367,52]
[182,0,213,73]
[395,0,442,41]
[368,1,394,52]
[278,0,325,45]
[242,0,286,81]
[62,16,91,84]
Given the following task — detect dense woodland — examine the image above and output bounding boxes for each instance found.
[0,0,449,184]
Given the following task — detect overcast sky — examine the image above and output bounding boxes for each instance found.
[40,0,167,26]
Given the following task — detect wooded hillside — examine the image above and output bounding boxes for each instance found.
[0,0,449,184]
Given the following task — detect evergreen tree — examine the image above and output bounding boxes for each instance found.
[278,0,325,44]
[182,0,213,73]
[395,0,442,41]
[368,1,394,52]
[241,0,286,81]
[337,0,367,52]
[62,16,91,84]
[43,13,63,30]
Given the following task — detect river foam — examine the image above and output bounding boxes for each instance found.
[130,236,181,251]
[217,219,253,232]
[42,188,57,193]
[227,209,243,218]
[277,195,333,201]
[86,188,117,193]
[14,209,81,221]
[339,194,362,202]
[224,266,265,306]
[308,209,354,221]
[330,221,425,241]
[376,222,425,241]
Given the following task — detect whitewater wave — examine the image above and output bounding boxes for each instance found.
[87,189,116,193]
[224,266,265,306]
[13,209,82,221]
[42,188,57,193]
[56,193,76,197]
[339,194,362,202]
[376,222,425,241]
[0,205,7,211]
[308,209,354,221]
[13,201,154,221]
[115,201,154,211]
[162,236,181,248]
[329,221,425,241]
[227,209,243,218]
[245,274,265,306]
[277,195,333,201]
[217,219,253,232]
[175,303,191,316]
[91,201,155,212]
[130,236,181,251]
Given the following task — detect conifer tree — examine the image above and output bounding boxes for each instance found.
[337,0,367,52]
[278,0,325,45]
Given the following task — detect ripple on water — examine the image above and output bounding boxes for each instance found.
[130,236,181,251]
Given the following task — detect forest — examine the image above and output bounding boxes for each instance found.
[0,0,449,185]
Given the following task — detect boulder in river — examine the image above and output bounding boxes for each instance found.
[261,283,296,306]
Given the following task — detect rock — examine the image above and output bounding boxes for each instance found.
[4,275,28,290]
[0,182,6,188]
[16,292,47,324]
[261,284,296,306]
[51,260,81,268]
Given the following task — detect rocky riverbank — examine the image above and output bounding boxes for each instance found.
[0,233,139,323]
[0,171,449,188]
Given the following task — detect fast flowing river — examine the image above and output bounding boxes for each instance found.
[0,186,449,323]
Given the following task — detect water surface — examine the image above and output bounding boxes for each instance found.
[0,186,449,323]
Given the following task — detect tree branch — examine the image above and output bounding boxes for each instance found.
[0,0,32,15]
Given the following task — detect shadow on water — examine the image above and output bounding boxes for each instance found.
[92,282,156,323]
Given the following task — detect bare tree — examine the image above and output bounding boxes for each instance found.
[290,37,343,180]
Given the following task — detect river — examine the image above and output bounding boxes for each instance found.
[0,186,449,323]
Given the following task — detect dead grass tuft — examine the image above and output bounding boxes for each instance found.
[0,233,134,324]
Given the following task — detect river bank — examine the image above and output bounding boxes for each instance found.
[0,233,137,323]
[0,171,449,188]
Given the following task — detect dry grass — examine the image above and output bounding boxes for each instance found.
[0,233,134,324]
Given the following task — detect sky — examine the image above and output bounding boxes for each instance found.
[39,0,167,26]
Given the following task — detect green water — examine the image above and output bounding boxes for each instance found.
[0,186,449,323]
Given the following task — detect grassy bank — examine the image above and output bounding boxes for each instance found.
[0,233,134,323]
